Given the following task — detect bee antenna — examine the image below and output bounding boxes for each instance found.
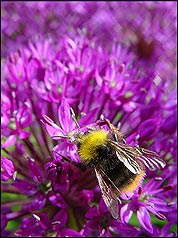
[70,107,81,133]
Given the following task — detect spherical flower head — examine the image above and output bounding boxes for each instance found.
[42,98,176,236]
[1,33,177,237]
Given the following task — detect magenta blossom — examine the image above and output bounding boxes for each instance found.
[1,31,176,237]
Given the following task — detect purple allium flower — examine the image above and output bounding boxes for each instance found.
[1,21,177,238]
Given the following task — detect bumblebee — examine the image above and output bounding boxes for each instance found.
[58,111,166,219]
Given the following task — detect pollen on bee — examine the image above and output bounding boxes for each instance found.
[78,130,108,162]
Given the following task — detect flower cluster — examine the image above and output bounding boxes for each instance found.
[1,2,177,81]
[1,2,177,237]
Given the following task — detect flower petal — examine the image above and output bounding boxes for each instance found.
[58,228,83,237]
[42,115,64,139]
[120,203,133,223]
[137,206,153,234]
[2,134,16,148]
[58,98,75,132]
[78,107,99,127]
[1,157,15,181]
[28,158,43,183]
[52,207,68,228]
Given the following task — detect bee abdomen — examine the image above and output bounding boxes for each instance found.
[106,163,136,187]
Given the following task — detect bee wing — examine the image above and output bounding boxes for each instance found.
[110,140,165,172]
[115,150,141,174]
[94,167,120,219]
[110,141,142,174]
[134,147,166,171]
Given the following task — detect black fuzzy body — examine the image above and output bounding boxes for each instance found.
[86,144,137,190]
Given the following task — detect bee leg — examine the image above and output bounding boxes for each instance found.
[103,118,124,142]
[85,126,97,132]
